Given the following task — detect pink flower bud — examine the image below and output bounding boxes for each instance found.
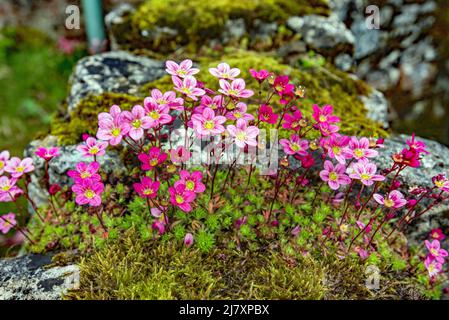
[48,184,61,195]
[184,233,194,247]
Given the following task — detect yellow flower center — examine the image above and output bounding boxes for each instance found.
[384,199,394,208]
[430,248,439,256]
[182,88,191,94]
[177,70,187,76]
[80,172,91,179]
[290,143,300,152]
[186,180,195,190]
[329,172,338,181]
[132,119,142,128]
[143,188,154,196]
[0,161,4,169]
[319,115,327,122]
[204,121,215,130]
[435,180,445,188]
[111,128,121,137]
[149,111,160,120]
[89,147,99,155]
[16,166,24,172]
[228,89,238,96]
[84,189,95,199]
[236,132,246,141]
[234,112,241,118]
[354,149,364,158]
[150,159,159,167]
[332,146,340,155]
[157,99,167,105]
[360,173,371,180]
[2,185,11,191]
[175,195,184,204]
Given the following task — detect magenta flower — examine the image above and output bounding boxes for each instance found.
[71,179,104,207]
[170,146,191,164]
[258,104,278,124]
[184,233,194,247]
[146,88,184,111]
[322,134,352,164]
[77,137,108,158]
[219,79,254,99]
[280,134,309,157]
[407,133,428,155]
[152,220,166,235]
[282,110,303,131]
[133,176,160,199]
[165,59,199,78]
[191,107,226,137]
[317,122,340,137]
[432,174,449,192]
[209,63,240,80]
[143,98,172,128]
[0,176,23,202]
[0,151,10,175]
[169,183,196,212]
[373,190,407,209]
[425,256,443,278]
[67,162,101,184]
[178,170,205,193]
[348,160,385,186]
[35,147,60,161]
[0,213,16,234]
[227,119,259,148]
[249,69,271,83]
[425,239,448,263]
[121,105,153,140]
[138,147,167,171]
[97,105,130,146]
[312,104,340,124]
[273,76,294,97]
[4,157,34,178]
[172,75,205,101]
[430,228,445,241]
[349,137,378,161]
[226,102,254,122]
[319,160,351,190]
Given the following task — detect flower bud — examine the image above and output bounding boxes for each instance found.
[184,233,194,247]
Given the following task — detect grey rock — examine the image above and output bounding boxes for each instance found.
[104,3,135,51]
[67,51,165,113]
[359,88,389,128]
[0,254,78,300]
[223,18,246,41]
[334,53,353,72]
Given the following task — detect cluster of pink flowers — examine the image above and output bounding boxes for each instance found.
[424,229,447,278]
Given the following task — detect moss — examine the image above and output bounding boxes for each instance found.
[141,50,386,137]
[124,0,329,52]
[66,228,422,300]
[49,93,142,145]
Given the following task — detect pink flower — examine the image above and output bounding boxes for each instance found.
[48,184,62,195]
[348,160,385,186]
[407,133,428,155]
[317,122,340,137]
[219,79,253,99]
[122,105,153,140]
[191,107,226,137]
[169,183,196,212]
[227,119,259,148]
[425,239,448,263]
[97,105,130,146]
[35,147,60,161]
[199,95,223,111]
[152,220,166,235]
[0,151,10,175]
[226,102,254,122]
[4,157,34,178]
[321,134,352,164]
[0,213,17,234]
[67,162,101,184]
[146,88,184,111]
[273,76,294,97]
[170,146,191,164]
[355,247,369,260]
[280,134,309,156]
[178,170,205,193]
[184,233,194,247]
[77,137,108,158]
[133,176,160,199]
[373,190,407,209]
[138,147,167,171]
[425,255,443,278]
[312,104,340,124]
[432,174,449,192]
[349,137,378,161]
[249,69,271,83]
[72,179,104,207]
[165,59,199,78]
[430,228,445,241]
[143,98,173,128]
[258,105,278,124]
[298,153,315,168]
[209,63,240,80]
[172,75,205,100]
[319,160,351,190]
[282,110,303,131]
[0,176,23,202]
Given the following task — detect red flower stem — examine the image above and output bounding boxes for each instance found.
[367,214,389,247]
[348,205,380,251]
[339,180,355,226]
[95,206,107,232]
[356,182,379,220]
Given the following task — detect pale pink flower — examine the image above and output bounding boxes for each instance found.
[199,95,223,111]
[349,137,378,161]
[319,160,351,190]
[170,146,191,164]
[0,213,16,234]
[142,98,172,128]
[35,147,60,161]
[425,256,443,278]
[219,79,254,99]
[191,107,226,137]
[77,137,108,158]
[348,160,385,186]
[184,233,194,247]
[172,75,205,100]
[226,102,254,122]
[146,88,184,110]
[226,119,259,148]
[425,240,448,263]
[373,190,407,209]
[165,59,199,78]
[317,122,339,136]
[96,105,130,146]
[0,176,23,202]
[209,63,240,80]
[321,134,352,164]
[122,105,153,140]
[4,157,34,178]
[71,179,104,207]
[279,134,309,157]
[0,151,10,175]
